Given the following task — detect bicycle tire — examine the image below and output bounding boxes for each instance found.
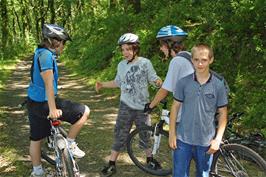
[41,127,67,166]
[127,126,172,176]
[210,143,266,177]
[59,148,75,177]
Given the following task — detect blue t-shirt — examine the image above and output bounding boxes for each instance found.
[27,48,58,102]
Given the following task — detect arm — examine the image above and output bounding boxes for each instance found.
[149,88,168,108]
[95,80,118,92]
[169,100,181,149]
[41,70,62,119]
[207,106,228,154]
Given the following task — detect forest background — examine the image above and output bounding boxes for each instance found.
[0,0,265,136]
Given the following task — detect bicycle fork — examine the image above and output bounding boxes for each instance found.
[152,120,165,155]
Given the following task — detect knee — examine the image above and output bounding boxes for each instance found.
[81,105,90,122]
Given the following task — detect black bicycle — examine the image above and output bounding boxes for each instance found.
[127,100,266,176]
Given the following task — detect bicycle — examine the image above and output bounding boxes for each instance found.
[19,100,80,177]
[126,100,266,176]
[41,117,80,177]
[127,99,172,176]
[224,112,266,157]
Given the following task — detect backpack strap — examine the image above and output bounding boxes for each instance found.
[176,51,192,64]
[30,49,55,84]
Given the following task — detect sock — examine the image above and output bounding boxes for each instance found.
[109,160,116,166]
[67,137,75,145]
[33,165,44,175]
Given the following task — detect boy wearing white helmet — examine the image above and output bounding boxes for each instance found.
[144,25,194,120]
[96,33,162,176]
[27,24,90,177]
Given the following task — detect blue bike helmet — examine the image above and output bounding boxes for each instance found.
[42,24,71,41]
[156,25,187,42]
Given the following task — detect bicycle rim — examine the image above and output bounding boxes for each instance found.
[211,144,266,177]
[127,126,172,176]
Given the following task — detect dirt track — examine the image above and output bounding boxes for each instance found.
[0,58,164,177]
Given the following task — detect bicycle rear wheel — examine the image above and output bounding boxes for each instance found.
[211,143,266,177]
[127,126,172,176]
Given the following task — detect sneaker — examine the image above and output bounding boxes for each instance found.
[30,171,46,177]
[147,158,162,170]
[101,165,116,177]
[69,142,85,158]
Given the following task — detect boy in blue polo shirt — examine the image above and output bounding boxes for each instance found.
[169,43,228,177]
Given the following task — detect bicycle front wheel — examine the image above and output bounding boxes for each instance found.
[127,126,172,176]
[211,143,266,177]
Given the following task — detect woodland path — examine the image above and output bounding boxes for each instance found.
[0,58,163,177]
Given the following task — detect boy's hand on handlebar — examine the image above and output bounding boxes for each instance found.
[49,109,62,119]
[144,103,154,113]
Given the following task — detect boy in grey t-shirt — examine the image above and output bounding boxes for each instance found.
[95,33,162,176]
[169,43,228,177]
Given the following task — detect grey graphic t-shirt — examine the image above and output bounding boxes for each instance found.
[115,57,160,110]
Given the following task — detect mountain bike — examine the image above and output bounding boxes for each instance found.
[126,100,266,176]
[19,100,80,177]
[41,117,80,177]
[127,99,172,176]
[224,112,266,157]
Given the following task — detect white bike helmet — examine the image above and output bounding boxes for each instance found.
[42,24,71,41]
[156,25,187,42]
[117,33,139,45]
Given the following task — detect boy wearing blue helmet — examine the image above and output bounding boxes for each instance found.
[144,25,194,120]
[27,24,90,177]
[96,33,162,176]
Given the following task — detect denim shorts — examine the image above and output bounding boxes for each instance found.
[172,140,213,177]
[112,101,149,152]
[27,97,85,141]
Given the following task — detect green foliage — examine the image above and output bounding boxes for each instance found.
[61,0,266,136]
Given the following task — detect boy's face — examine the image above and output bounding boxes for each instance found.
[55,40,65,55]
[192,48,213,74]
[121,44,134,61]
[159,42,169,58]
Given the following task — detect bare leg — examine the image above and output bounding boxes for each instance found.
[30,140,42,166]
[109,150,120,161]
[68,105,90,138]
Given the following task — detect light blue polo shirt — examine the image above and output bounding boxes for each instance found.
[174,72,228,146]
[27,48,58,102]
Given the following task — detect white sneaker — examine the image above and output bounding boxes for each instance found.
[69,142,85,158]
[30,171,46,177]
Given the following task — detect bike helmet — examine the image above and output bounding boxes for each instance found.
[117,33,139,45]
[156,25,188,42]
[42,24,71,41]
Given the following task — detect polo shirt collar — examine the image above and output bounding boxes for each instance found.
[193,72,213,84]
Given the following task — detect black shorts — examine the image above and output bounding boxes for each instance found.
[27,97,85,141]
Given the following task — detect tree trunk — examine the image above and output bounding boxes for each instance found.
[48,0,55,24]
[1,0,9,50]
